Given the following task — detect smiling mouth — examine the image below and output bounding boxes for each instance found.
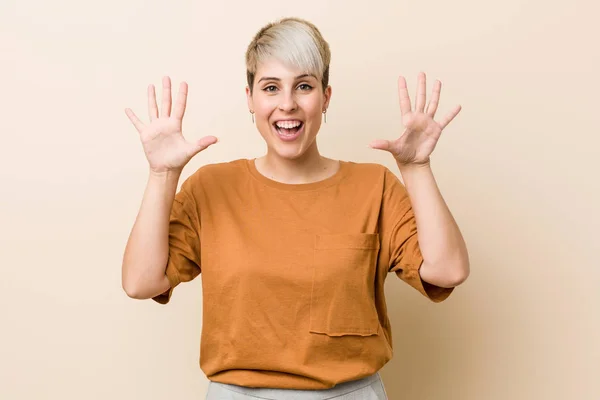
[271,120,305,142]
[273,121,304,136]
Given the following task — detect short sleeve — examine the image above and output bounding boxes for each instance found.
[381,168,453,303]
[152,182,202,304]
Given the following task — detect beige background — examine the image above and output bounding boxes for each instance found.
[2,0,598,399]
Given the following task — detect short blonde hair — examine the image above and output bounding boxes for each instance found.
[245,17,331,93]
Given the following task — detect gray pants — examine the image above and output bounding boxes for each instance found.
[205,372,388,399]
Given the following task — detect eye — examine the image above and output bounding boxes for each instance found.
[263,85,278,92]
[298,84,313,91]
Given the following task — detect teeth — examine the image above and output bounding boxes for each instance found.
[276,121,302,129]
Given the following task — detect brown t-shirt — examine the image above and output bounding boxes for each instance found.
[153,158,453,389]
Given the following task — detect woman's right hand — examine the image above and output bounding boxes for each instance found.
[125,76,218,174]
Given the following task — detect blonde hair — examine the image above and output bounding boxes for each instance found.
[245,17,331,93]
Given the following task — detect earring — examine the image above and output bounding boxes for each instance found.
[250,110,254,123]
[322,110,327,123]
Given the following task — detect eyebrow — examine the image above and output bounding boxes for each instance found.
[257,74,317,83]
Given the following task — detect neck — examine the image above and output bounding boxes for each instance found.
[257,144,334,184]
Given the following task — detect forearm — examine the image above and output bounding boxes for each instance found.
[121,169,181,298]
[397,161,470,288]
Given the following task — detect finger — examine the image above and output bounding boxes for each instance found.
[189,136,219,157]
[397,76,412,116]
[161,76,172,117]
[438,105,462,130]
[125,108,144,133]
[148,84,159,121]
[172,81,188,121]
[368,139,392,151]
[426,80,442,118]
[415,72,427,113]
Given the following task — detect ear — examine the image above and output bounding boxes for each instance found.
[246,86,254,112]
[323,85,332,111]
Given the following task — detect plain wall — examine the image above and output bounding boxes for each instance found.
[2,0,598,399]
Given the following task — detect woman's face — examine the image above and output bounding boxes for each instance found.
[246,58,331,161]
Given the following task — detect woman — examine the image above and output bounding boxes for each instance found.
[122,17,469,400]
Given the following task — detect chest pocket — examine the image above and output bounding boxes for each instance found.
[309,233,381,336]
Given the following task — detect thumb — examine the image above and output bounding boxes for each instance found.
[189,136,219,157]
[368,139,392,151]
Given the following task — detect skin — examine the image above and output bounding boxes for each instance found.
[121,68,469,299]
[122,77,217,299]
[369,73,462,166]
[245,63,469,287]
[370,72,469,287]
[246,58,338,184]
[125,77,218,174]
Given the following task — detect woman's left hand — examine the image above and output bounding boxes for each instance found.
[369,72,462,166]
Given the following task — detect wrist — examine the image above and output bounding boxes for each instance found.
[148,168,182,187]
[396,159,431,174]
[149,167,182,179]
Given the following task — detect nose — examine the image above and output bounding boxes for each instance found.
[278,90,297,112]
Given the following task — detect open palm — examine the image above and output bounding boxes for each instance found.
[369,72,462,165]
[125,76,218,173]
